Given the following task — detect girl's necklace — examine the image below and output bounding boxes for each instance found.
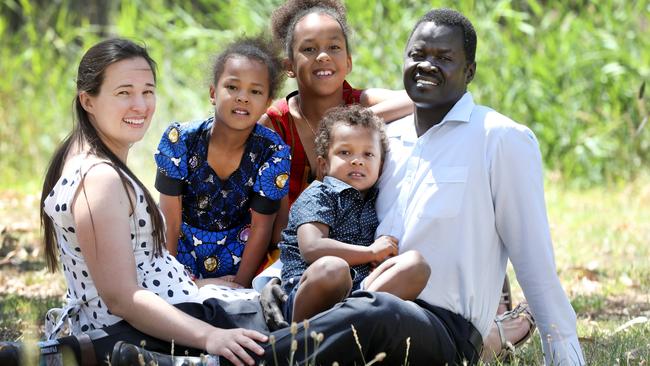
[296,98,318,137]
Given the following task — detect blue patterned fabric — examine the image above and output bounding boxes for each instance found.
[279,176,378,289]
[155,118,291,278]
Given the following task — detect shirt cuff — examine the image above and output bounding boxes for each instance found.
[542,336,585,365]
[155,171,183,196]
[250,194,281,215]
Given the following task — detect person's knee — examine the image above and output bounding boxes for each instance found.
[304,256,352,295]
[347,291,405,322]
[402,250,430,281]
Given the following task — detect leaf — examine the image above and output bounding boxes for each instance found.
[602,62,625,76]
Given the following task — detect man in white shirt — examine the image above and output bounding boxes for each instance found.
[375,8,585,365]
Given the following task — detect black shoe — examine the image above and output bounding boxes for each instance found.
[0,342,21,366]
[110,341,219,366]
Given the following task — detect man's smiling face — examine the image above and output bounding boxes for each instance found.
[403,22,475,111]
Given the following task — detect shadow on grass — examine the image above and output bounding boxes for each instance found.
[0,260,48,272]
[571,293,608,316]
[572,293,650,320]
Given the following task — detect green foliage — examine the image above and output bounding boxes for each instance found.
[1,0,649,189]
[472,1,650,187]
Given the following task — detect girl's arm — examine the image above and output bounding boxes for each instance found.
[233,210,277,287]
[297,222,397,265]
[257,114,288,246]
[361,89,414,123]
[72,164,266,366]
[272,197,289,245]
[159,193,182,255]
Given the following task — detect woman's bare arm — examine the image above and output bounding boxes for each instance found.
[72,164,266,366]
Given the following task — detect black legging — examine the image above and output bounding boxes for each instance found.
[56,291,481,366]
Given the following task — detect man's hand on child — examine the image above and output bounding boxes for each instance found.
[260,277,290,331]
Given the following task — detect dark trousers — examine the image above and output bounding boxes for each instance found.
[58,291,481,366]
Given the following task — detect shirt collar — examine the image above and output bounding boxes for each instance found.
[389,92,475,144]
[443,92,474,124]
[322,176,378,200]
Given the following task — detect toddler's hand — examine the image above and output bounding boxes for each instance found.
[369,235,398,263]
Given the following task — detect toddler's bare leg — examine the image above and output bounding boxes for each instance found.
[364,250,430,300]
[292,256,352,323]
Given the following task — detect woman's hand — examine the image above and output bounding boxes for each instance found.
[205,327,267,366]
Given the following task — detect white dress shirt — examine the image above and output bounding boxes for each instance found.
[376,92,585,365]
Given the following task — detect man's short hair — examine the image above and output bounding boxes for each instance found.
[407,8,477,63]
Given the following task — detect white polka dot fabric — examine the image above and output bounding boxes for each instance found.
[43,157,200,338]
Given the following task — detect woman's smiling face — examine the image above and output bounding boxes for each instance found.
[81,57,156,156]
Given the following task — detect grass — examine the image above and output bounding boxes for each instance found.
[1,176,649,364]
[1,1,649,364]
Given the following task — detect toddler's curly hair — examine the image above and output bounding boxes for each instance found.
[315,105,389,160]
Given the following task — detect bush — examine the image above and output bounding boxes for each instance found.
[1,0,648,189]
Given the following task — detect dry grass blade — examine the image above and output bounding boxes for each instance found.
[613,317,649,335]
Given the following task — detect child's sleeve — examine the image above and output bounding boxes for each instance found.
[291,184,337,228]
[154,122,189,196]
[250,143,291,214]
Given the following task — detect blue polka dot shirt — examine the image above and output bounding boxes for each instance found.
[279,176,379,289]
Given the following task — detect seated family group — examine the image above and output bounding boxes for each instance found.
[38,1,585,365]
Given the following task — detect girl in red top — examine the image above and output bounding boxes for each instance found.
[261,0,412,213]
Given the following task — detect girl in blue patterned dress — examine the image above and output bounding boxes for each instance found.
[155,37,290,288]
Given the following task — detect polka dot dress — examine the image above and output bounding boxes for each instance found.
[43,157,200,338]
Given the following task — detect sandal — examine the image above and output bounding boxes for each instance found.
[493,302,537,361]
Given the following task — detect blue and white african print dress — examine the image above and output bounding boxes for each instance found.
[155,118,290,278]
